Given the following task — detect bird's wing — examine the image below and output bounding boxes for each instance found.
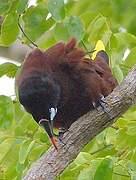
[61,48,117,103]
[45,38,85,65]
[93,50,118,90]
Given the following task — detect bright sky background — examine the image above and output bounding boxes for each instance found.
[0,57,20,97]
[28,0,37,7]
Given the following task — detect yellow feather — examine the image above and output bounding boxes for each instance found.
[92,40,105,60]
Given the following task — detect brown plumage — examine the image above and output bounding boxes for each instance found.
[16,38,117,150]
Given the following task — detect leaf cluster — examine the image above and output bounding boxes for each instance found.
[0,0,136,179]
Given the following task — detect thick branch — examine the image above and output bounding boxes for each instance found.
[23,65,136,180]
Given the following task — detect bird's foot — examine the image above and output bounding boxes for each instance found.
[58,127,67,146]
[99,94,109,105]
[99,95,112,120]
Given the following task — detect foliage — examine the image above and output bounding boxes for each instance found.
[0,62,19,78]
[0,0,136,179]
[0,96,50,179]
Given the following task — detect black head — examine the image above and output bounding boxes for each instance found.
[18,73,60,118]
[18,73,60,148]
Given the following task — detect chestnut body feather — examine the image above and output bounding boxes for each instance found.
[16,38,117,148]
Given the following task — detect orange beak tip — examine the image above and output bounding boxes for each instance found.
[51,137,58,151]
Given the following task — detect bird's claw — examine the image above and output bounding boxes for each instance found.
[58,127,67,146]
[99,96,112,120]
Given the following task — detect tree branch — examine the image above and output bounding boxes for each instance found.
[23,65,136,180]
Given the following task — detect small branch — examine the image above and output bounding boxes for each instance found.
[113,172,130,178]
[90,144,113,155]
[23,65,136,180]
[115,163,131,176]
[110,125,119,130]
[18,15,38,48]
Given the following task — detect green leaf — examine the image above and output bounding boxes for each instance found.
[0,62,19,78]
[16,162,26,174]
[16,0,28,14]
[109,33,136,72]
[64,16,85,41]
[114,32,136,48]
[29,145,45,161]
[69,0,93,17]
[62,158,103,180]
[5,163,17,180]
[37,30,56,49]
[0,0,12,15]
[15,112,36,136]
[1,12,19,45]
[110,46,126,69]
[127,122,136,136]
[33,128,49,144]
[47,0,65,21]
[0,138,13,163]
[59,162,85,180]
[23,3,54,42]
[0,95,14,128]
[112,65,124,83]
[54,16,85,42]
[88,16,108,47]
[13,101,25,122]
[102,30,112,47]
[77,167,93,180]
[96,130,107,145]
[116,128,136,149]
[123,107,136,121]
[128,162,136,180]
[105,128,118,145]
[19,139,35,164]
[54,22,69,41]
[74,152,92,166]
[113,161,130,180]
[80,11,98,29]
[94,158,113,180]
[121,47,136,73]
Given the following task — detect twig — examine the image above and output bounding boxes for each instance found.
[81,40,92,58]
[113,172,130,178]
[18,15,38,48]
[90,144,113,155]
[110,125,119,130]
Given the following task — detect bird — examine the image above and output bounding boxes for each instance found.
[16,38,118,150]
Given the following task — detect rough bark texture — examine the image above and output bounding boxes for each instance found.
[23,65,136,180]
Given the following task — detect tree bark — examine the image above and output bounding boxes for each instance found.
[23,65,136,180]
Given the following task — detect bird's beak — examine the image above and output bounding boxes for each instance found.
[39,108,58,150]
[39,119,58,150]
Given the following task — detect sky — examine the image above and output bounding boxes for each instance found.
[0,57,20,97]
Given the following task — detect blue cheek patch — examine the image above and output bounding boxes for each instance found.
[50,107,57,121]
